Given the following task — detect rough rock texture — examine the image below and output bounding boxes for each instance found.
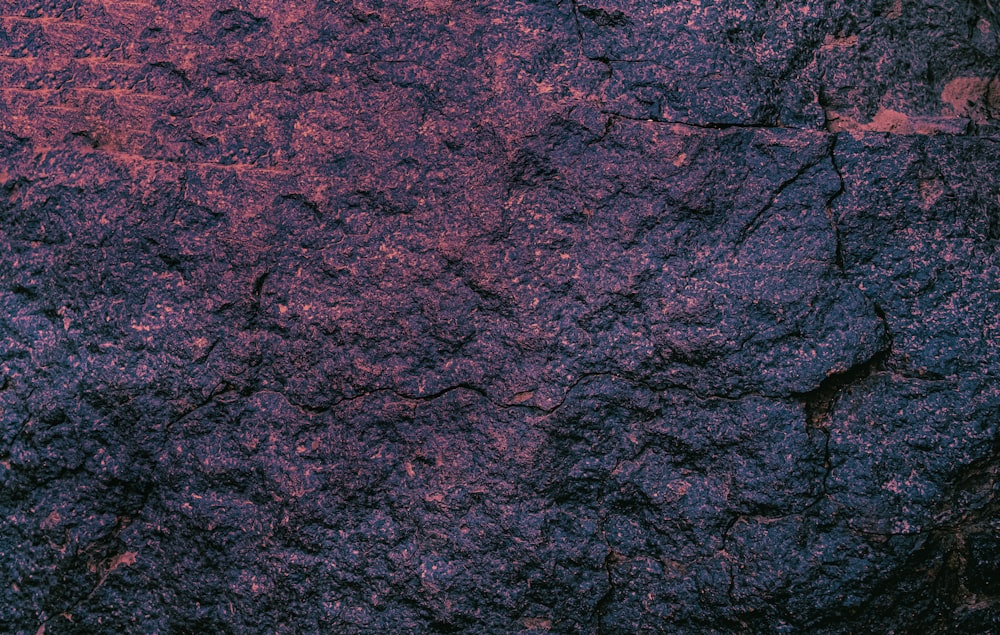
[1,0,1000,632]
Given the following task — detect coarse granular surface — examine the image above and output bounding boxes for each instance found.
[2,1,1000,633]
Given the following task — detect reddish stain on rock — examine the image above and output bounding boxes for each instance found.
[1,0,1000,633]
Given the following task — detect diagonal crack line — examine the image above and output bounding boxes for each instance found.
[162,383,235,437]
[736,149,831,248]
[825,133,848,273]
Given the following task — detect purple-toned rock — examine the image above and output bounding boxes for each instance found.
[1,0,998,632]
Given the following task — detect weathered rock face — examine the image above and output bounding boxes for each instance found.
[1,0,999,632]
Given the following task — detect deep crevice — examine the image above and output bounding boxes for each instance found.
[826,134,848,273]
[795,342,891,430]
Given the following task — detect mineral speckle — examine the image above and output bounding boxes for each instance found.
[1,0,999,632]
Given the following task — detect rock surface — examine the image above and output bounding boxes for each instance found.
[1,0,999,632]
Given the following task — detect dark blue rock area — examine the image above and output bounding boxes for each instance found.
[0,0,998,632]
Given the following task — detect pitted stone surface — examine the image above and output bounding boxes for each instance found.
[1,1,999,633]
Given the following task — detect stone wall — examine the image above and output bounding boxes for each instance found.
[1,1,999,632]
